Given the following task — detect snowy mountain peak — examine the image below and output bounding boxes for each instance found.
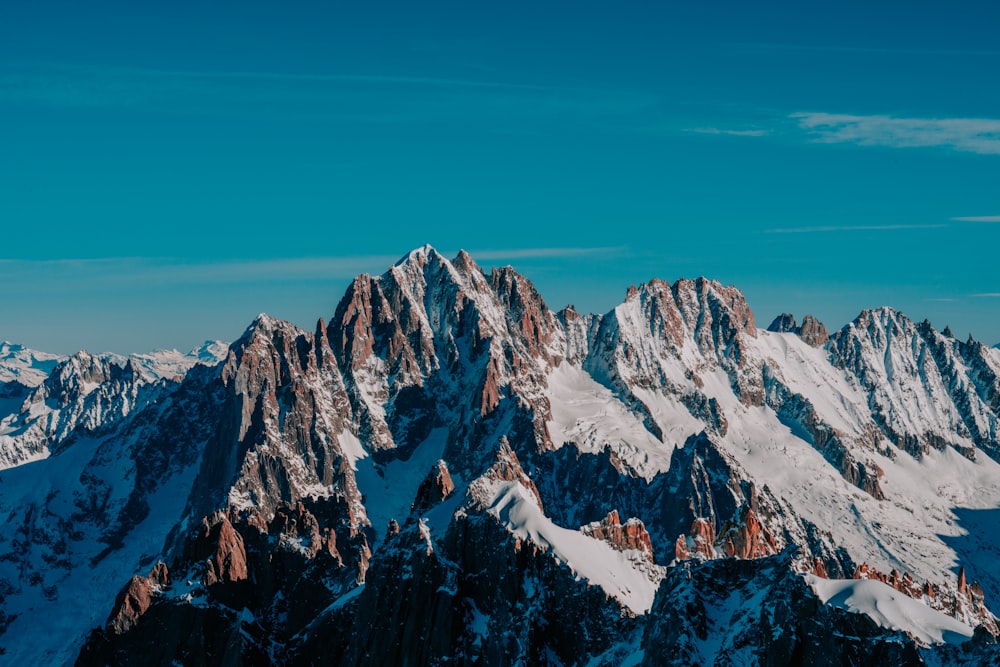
[767,313,829,347]
[829,307,1000,462]
[393,243,446,270]
[5,247,1000,665]
[0,341,63,387]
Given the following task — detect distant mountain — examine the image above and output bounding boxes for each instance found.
[2,246,1000,665]
[0,341,61,387]
[106,340,230,382]
[0,341,229,470]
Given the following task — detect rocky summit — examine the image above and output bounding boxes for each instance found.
[2,245,1000,665]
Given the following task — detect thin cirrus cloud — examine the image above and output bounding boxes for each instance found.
[0,247,624,289]
[951,216,1000,223]
[790,112,1000,155]
[685,127,770,137]
[462,246,627,261]
[0,64,654,125]
[763,224,948,234]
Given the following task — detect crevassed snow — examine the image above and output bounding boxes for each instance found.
[482,479,664,614]
[552,325,1000,599]
[700,363,1000,597]
[545,362,678,479]
[805,574,973,645]
[751,331,871,435]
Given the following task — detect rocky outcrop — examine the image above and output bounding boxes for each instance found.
[762,364,886,499]
[798,315,830,347]
[643,552,930,666]
[411,460,456,514]
[717,504,778,559]
[199,514,249,586]
[5,246,1000,665]
[768,313,829,347]
[675,517,717,561]
[829,308,1000,461]
[853,562,999,636]
[582,510,654,560]
[106,562,170,635]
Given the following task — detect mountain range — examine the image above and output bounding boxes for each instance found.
[2,246,1000,665]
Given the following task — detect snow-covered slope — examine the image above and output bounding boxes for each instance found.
[105,340,229,382]
[806,575,973,645]
[0,341,62,386]
[0,341,229,471]
[3,246,1000,665]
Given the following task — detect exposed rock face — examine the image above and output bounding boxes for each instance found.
[767,313,829,347]
[853,562,999,636]
[798,314,830,347]
[676,517,717,561]
[643,552,932,666]
[199,514,249,585]
[829,308,1000,461]
[107,572,159,635]
[411,460,456,513]
[4,246,1000,665]
[0,352,162,469]
[104,561,172,636]
[582,510,655,560]
[718,505,777,559]
[80,498,369,666]
[769,313,798,334]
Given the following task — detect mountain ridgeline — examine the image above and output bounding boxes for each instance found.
[2,246,1000,665]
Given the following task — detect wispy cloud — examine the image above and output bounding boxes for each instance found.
[110,66,555,91]
[790,112,1000,155]
[0,64,655,128]
[972,293,1000,298]
[464,246,627,261]
[0,256,401,288]
[730,42,1000,58]
[764,224,947,234]
[951,216,1000,223]
[0,248,623,289]
[685,127,769,137]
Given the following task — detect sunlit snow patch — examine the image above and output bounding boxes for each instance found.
[481,478,664,614]
[805,574,974,645]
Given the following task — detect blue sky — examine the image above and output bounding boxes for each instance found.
[2,0,999,353]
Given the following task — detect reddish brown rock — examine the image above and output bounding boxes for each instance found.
[412,460,456,514]
[582,510,655,561]
[718,506,776,559]
[147,561,170,588]
[202,515,248,586]
[478,357,503,416]
[675,534,692,561]
[490,265,561,366]
[107,576,155,635]
[852,561,998,635]
[798,315,829,347]
[675,517,717,561]
[470,438,545,513]
[106,562,170,636]
[812,558,829,579]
